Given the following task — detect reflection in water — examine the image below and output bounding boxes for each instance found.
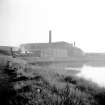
[77,65,105,87]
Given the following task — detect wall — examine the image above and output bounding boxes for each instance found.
[41,48,68,58]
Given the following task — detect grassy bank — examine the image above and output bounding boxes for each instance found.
[4,74,105,105]
[0,56,105,105]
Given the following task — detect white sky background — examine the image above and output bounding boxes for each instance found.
[0,0,105,52]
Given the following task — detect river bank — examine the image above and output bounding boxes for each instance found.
[0,56,105,105]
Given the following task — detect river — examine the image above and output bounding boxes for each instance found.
[66,62,105,87]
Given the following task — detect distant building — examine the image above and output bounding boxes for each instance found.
[19,31,84,59]
[20,41,73,58]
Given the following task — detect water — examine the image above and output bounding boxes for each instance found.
[48,61,105,87]
[77,65,105,87]
[66,63,105,87]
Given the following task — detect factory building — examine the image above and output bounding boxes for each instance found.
[20,41,73,58]
[20,30,74,58]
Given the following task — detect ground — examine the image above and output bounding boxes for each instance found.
[0,55,105,105]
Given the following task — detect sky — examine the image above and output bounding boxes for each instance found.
[0,0,105,52]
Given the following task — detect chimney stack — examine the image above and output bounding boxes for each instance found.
[74,41,75,47]
[49,30,52,43]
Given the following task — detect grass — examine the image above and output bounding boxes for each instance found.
[0,56,105,105]
[2,70,105,105]
[9,76,104,105]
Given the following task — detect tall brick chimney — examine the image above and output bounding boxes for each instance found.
[49,30,52,43]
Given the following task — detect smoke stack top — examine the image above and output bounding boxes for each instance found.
[49,30,52,43]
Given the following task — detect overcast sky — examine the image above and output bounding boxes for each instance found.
[0,0,105,52]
